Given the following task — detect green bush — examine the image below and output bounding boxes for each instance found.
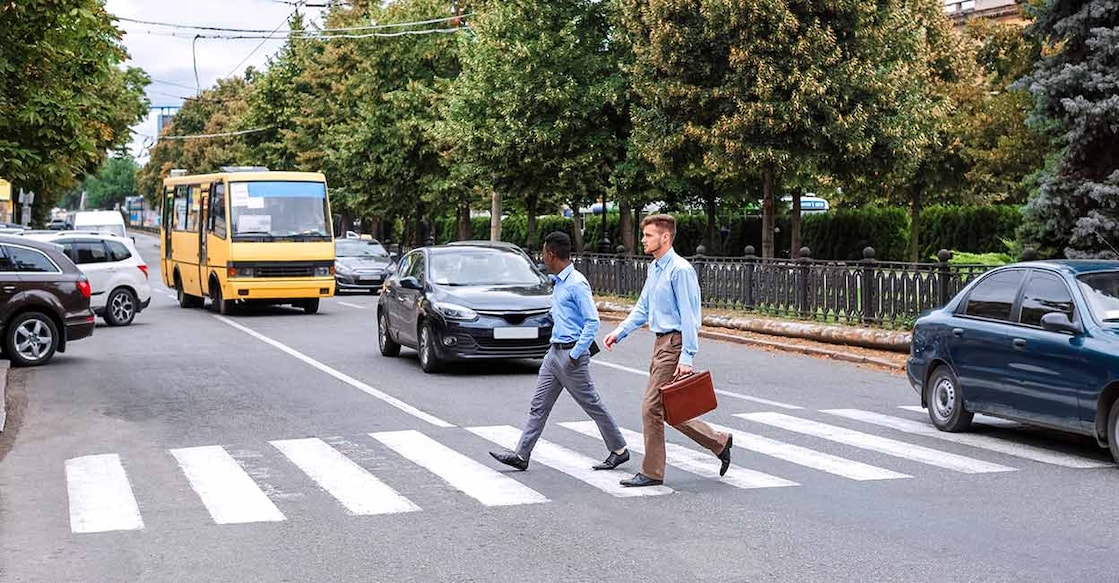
[802,207,910,261]
[919,205,1022,259]
[943,251,1013,266]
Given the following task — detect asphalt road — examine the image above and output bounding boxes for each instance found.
[2,232,1117,582]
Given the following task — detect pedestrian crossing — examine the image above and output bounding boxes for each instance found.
[64,406,1113,534]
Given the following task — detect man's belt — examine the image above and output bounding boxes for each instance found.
[552,341,578,349]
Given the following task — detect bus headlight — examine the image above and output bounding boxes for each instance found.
[228,266,255,278]
[314,266,334,277]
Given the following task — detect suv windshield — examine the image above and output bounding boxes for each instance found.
[230,181,331,241]
[336,240,389,258]
[430,249,543,286]
[1077,271,1119,324]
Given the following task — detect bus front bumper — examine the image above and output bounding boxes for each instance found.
[226,277,335,300]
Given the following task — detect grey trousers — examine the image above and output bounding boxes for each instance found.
[515,346,626,459]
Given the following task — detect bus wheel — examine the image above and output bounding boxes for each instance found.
[175,278,202,309]
[210,282,234,315]
[302,298,320,314]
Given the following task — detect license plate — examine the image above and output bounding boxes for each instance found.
[493,327,538,340]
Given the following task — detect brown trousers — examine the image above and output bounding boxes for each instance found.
[641,332,728,480]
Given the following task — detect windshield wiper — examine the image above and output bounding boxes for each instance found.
[286,231,331,241]
[234,231,275,241]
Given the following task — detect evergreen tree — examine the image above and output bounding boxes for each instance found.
[1017,0,1119,258]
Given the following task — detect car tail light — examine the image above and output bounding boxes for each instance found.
[77,278,91,299]
[138,264,149,279]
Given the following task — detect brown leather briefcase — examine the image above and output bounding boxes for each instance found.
[660,370,717,426]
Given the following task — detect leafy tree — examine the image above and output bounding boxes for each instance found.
[1017,0,1119,258]
[1,0,148,222]
[83,155,139,210]
[440,0,625,251]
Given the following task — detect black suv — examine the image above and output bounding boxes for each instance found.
[0,235,95,366]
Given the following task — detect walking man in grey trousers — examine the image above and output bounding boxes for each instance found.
[489,231,630,471]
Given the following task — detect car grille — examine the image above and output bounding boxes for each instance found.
[450,329,552,356]
[475,309,550,325]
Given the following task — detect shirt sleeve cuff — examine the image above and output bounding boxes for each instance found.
[679,353,695,367]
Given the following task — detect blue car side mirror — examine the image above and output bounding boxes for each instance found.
[1040,312,1080,335]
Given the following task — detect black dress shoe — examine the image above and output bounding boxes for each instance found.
[489,450,528,471]
[619,473,663,487]
[717,433,733,477]
[592,449,630,470]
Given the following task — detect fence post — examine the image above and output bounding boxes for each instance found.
[694,245,707,296]
[744,245,756,309]
[936,249,952,307]
[861,246,877,325]
[1021,247,1038,261]
[798,246,811,318]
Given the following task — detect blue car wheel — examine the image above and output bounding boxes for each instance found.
[927,365,974,433]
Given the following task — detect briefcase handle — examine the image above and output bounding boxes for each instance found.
[671,369,702,382]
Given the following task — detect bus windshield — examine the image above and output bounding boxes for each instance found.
[229,181,331,241]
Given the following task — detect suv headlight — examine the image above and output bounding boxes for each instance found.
[433,301,478,321]
[314,266,334,277]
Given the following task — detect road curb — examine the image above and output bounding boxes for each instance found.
[598,313,905,372]
[0,359,9,432]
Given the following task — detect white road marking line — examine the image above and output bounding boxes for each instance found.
[823,409,1111,469]
[592,359,804,410]
[468,425,673,497]
[371,430,548,507]
[560,421,797,489]
[898,405,1023,427]
[737,412,1016,474]
[170,446,286,524]
[707,423,909,481]
[65,454,145,533]
[338,302,366,310]
[272,438,421,515]
[215,315,454,428]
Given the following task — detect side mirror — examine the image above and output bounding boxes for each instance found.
[400,276,422,291]
[1041,312,1080,335]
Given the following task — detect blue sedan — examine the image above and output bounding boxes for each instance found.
[908,261,1119,461]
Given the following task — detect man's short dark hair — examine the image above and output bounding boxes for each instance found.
[543,231,572,260]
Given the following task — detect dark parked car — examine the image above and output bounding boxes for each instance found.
[334,238,394,293]
[0,235,95,366]
[908,260,1119,460]
[377,244,553,373]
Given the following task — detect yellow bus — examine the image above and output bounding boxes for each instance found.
[160,169,335,314]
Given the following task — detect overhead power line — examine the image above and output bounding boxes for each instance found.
[115,14,472,34]
[158,127,274,140]
[226,2,304,78]
[128,27,465,41]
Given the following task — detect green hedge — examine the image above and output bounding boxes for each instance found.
[432,204,1021,260]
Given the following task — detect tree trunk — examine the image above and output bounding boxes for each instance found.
[619,198,634,254]
[791,189,802,259]
[704,194,717,254]
[572,208,585,253]
[910,190,922,263]
[490,190,502,241]
[762,165,775,258]
[526,194,538,251]
[457,198,471,241]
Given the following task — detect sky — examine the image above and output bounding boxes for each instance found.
[105,0,328,163]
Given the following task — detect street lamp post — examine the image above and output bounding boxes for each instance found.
[597,193,611,254]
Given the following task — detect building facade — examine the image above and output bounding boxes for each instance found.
[944,0,1026,25]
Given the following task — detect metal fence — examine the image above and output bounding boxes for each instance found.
[573,248,994,327]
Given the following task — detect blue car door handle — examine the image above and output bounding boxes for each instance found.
[1013,338,1026,348]
[952,328,964,337]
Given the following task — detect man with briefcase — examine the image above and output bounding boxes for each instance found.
[603,214,732,487]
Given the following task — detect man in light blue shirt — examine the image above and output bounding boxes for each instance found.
[604,214,732,487]
[490,232,629,472]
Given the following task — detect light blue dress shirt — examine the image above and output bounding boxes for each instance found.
[549,263,600,359]
[614,249,702,366]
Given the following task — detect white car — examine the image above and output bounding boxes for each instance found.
[24,232,151,326]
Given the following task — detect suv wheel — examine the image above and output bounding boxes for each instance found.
[6,312,59,367]
[926,365,973,432]
[105,288,137,326]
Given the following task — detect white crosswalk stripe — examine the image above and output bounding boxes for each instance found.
[737,412,1017,474]
[468,425,674,497]
[898,405,1023,428]
[706,423,910,481]
[66,454,145,534]
[823,409,1111,469]
[272,438,420,515]
[560,421,798,489]
[170,445,286,524]
[371,430,548,507]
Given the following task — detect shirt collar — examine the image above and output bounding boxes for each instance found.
[554,262,575,282]
[653,249,676,272]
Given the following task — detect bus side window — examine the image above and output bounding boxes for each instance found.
[210,182,226,239]
[187,185,202,233]
[174,185,190,231]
